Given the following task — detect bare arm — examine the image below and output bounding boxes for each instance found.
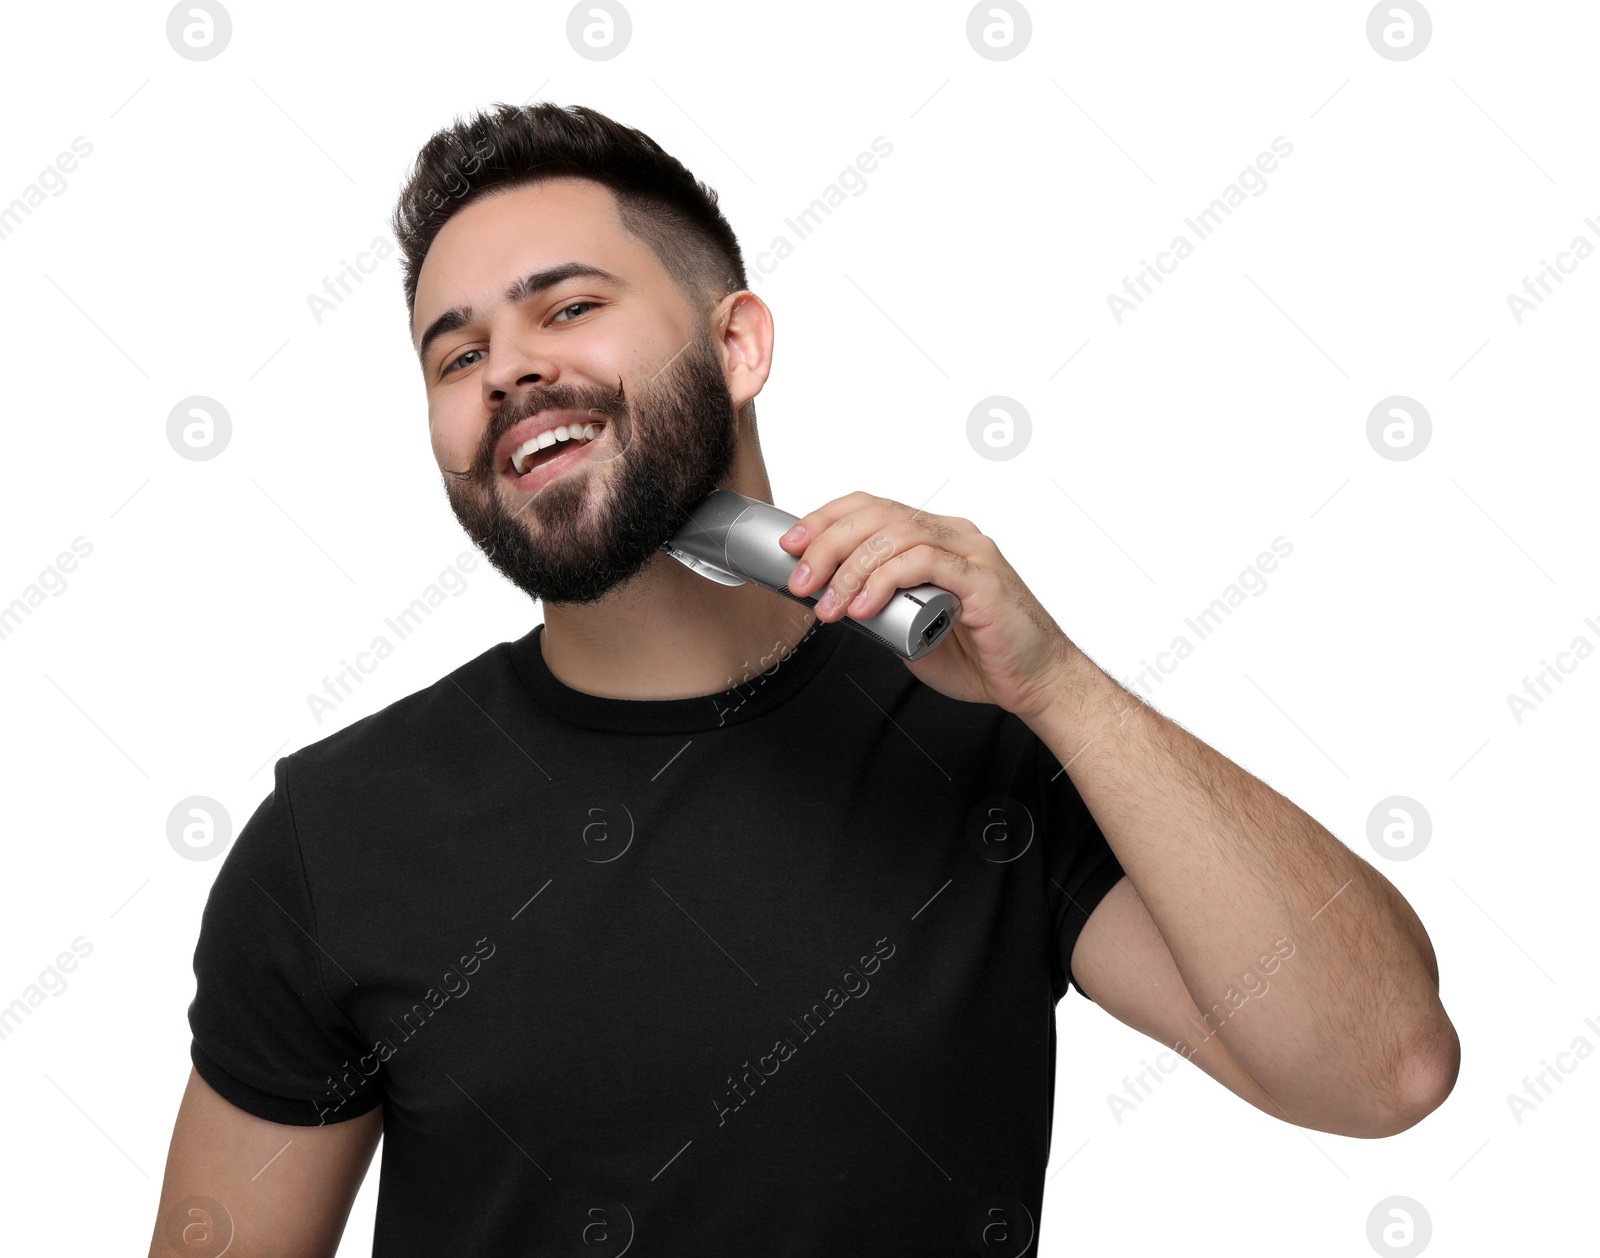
[1036,646,1459,1137]
[1072,873,1445,1137]
[146,1067,383,1258]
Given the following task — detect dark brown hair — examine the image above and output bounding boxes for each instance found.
[390,102,750,328]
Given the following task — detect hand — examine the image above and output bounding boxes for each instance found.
[778,491,1076,721]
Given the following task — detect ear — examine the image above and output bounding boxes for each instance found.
[714,290,775,414]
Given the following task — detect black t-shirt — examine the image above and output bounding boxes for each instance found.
[188,615,1126,1255]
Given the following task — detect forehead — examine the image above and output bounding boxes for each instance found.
[411,177,664,344]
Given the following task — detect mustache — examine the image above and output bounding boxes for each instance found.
[449,376,631,483]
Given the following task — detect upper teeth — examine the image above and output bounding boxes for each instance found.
[509,422,603,475]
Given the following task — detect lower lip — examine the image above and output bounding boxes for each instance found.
[505,429,605,494]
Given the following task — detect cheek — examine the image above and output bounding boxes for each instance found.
[625,327,694,386]
[430,406,477,469]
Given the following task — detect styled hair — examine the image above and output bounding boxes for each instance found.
[390,102,750,327]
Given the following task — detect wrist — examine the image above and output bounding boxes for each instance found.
[1020,642,1139,747]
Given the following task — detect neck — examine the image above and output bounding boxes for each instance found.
[537,453,820,702]
[539,560,819,703]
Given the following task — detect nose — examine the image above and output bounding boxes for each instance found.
[480,329,560,405]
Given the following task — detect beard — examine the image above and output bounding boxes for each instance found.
[443,325,741,606]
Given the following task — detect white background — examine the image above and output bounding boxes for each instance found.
[0,1,1593,1254]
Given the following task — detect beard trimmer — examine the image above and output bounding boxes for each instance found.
[661,489,960,661]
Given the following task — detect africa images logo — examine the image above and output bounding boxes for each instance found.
[313,935,496,1123]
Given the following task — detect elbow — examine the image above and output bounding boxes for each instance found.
[1368,1015,1462,1138]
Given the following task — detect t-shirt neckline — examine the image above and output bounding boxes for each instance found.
[506,616,848,734]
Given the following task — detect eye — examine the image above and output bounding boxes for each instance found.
[551,300,599,323]
[437,301,600,379]
[441,347,485,378]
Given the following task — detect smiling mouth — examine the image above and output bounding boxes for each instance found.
[506,420,607,478]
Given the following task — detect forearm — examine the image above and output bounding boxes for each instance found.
[1027,642,1458,1129]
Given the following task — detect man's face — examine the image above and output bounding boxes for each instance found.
[412,177,742,606]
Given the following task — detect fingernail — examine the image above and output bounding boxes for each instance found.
[790,562,810,588]
[781,524,806,546]
[816,587,837,614]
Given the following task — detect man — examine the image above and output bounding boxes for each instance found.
[148,103,1458,1256]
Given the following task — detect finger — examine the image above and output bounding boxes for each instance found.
[839,544,978,621]
[813,527,901,615]
[778,490,878,556]
[816,513,992,611]
[788,500,903,596]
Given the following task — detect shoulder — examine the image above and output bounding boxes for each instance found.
[280,636,519,818]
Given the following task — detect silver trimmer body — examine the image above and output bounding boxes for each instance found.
[661,489,961,661]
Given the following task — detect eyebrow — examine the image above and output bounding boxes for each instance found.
[414,262,632,371]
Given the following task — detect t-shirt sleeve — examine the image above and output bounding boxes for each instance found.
[187,758,382,1125]
[1034,729,1127,1004]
